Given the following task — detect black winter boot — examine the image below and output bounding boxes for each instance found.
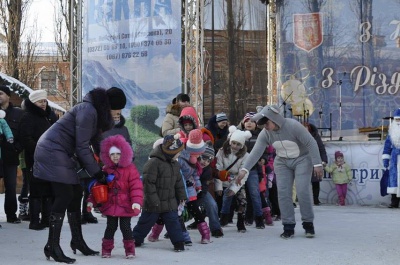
[29,198,46,231]
[255,215,265,229]
[389,194,400,208]
[302,222,315,238]
[44,213,76,264]
[236,213,246,233]
[219,213,230,227]
[81,194,98,224]
[67,212,99,256]
[40,197,53,228]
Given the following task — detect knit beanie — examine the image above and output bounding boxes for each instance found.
[162,134,184,155]
[29,89,47,103]
[109,146,121,155]
[393,108,400,118]
[335,151,344,160]
[228,126,252,146]
[216,112,228,122]
[107,87,127,110]
[186,129,206,155]
[0,85,11,97]
[202,143,215,159]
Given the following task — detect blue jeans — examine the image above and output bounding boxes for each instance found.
[246,170,263,217]
[220,188,234,214]
[198,192,221,231]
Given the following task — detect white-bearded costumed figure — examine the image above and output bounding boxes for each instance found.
[382,108,400,208]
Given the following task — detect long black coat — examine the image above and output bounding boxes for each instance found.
[1,103,24,165]
[33,89,114,184]
[19,99,58,168]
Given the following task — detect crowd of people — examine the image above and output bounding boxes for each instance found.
[1,86,396,263]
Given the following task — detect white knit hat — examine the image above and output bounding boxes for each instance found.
[109,146,121,155]
[29,89,47,103]
[228,126,252,146]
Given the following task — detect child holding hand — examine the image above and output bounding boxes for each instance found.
[87,135,143,259]
[323,151,352,206]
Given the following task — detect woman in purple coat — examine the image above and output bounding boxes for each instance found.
[87,135,143,258]
[33,87,126,264]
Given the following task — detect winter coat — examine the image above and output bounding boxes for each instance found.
[1,103,24,165]
[142,146,187,213]
[19,99,58,168]
[205,114,229,151]
[161,104,182,137]
[178,106,200,142]
[178,150,202,201]
[324,162,352,184]
[0,119,13,159]
[307,123,327,182]
[90,135,143,217]
[199,164,212,194]
[33,89,114,184]
[102,115,132,146]
[382,134,400,195]
[215,149,249,194]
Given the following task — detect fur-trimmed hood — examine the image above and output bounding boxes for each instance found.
[178,106,200,134]
[166,103,182,117]
[83,88,114,132]
[100,135,134,168]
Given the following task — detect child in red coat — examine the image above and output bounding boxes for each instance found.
[87,135,143,259]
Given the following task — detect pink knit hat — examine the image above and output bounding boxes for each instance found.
[186,129,205,155]
[335,151,344,160]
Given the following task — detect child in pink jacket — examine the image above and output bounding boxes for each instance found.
[87,135,143,259]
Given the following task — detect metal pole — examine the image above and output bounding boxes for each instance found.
[211,0,215,116]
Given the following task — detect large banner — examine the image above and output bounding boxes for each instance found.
[82,0,181,172]
[276,0,400,140]
[321,141,390,206]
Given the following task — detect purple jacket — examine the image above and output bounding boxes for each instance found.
[33,89,114,184]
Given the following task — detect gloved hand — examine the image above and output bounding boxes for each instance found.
[383,159,389,168]
[87,202,93,212]
[93,171,108,185]
[218,170,229,181]
[197,190,204,199]
[106,174,115,183]
[132,203,141,216]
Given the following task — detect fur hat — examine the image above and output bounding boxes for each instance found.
[0,110,6,119]
[228,126,252,146]
[335,151,344,160]
[162,134,184,155]
[394,108,400,118]
[186,129,206,155]
[100,135,133,167]
[107,87,126,110]
[29,89,47,103]
[0,85,10,97]
[216,112,228,122]
[109,146,121,155]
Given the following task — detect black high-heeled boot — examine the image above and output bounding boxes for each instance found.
[44,213,76,264]
[67,212,99,256]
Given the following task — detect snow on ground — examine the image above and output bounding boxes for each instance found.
[0,193,398,265]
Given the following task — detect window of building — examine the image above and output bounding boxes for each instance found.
[41,70,57,95]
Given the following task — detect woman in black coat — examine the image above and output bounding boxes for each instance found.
[33,87,126,264]
[19,90,58,231]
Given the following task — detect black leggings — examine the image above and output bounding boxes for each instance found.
[51,182,83,213]
[104,216,133,240]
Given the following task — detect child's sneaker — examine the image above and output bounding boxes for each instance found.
[280,230,294,239]
[174,242,185,252]
[302,222,315,238]
[184,241,192,246]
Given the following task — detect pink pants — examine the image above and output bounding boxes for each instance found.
[335,184,348,206]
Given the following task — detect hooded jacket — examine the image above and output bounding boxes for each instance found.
[142,145,187,213]
[161,103,182,137]
[178,106,200,142]
[33,88,114,184]
[91,135,143,217]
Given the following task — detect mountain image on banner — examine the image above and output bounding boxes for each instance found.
[82,60,180,110]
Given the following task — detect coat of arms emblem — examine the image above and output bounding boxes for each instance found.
[293,13,323,52]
